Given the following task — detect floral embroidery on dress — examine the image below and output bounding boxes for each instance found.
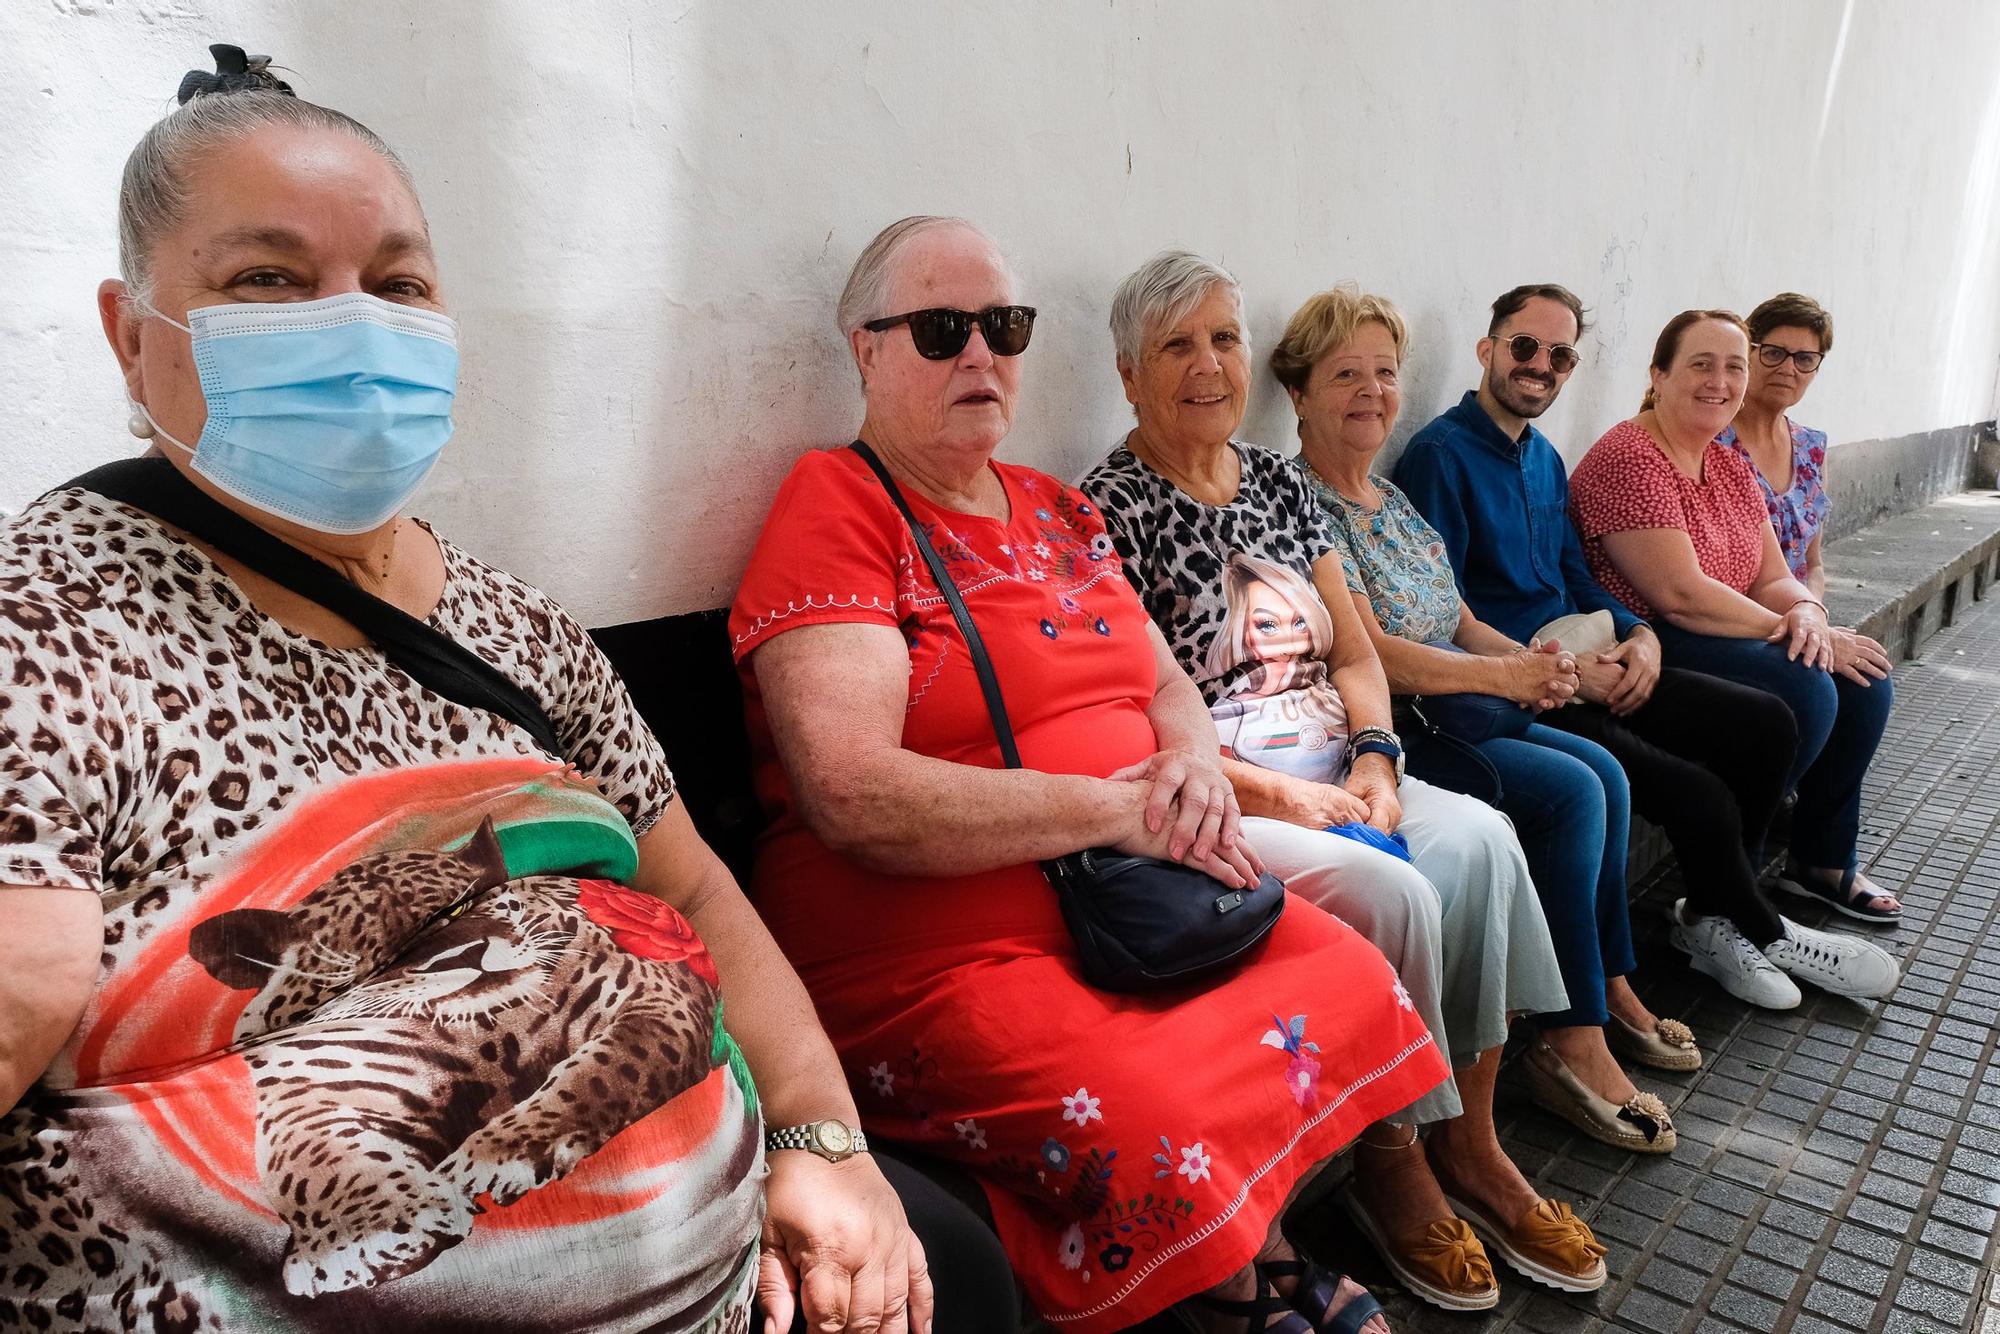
[1058,1223,1087,1271]
[954,1118,989,1150]
[860,1046,942,1129]
[1261,1014,1325,1107]
[1062,1087,1104,1126]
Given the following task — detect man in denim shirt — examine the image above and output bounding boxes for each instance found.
[1395,285,1828,1016]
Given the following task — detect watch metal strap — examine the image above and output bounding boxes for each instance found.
[764,1121,868,1154]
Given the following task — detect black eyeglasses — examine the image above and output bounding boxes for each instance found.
[1753,343,1824,373]
[863,306,1037,360]
[1494,332,1581,374]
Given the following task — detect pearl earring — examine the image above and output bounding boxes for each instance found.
[127,404,155,439]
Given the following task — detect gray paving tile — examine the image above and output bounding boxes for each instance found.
[1384,555,2000,1334]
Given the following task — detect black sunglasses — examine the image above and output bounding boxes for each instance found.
[1494,332,1581,374]
[863,305,1037,360]
[1753,343,1824,373]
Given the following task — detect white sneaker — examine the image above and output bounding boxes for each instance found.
[1668,899,1802,1010]
[1763,917,1902,1000]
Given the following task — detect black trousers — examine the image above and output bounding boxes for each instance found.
[1541,666,1797,946]
[788,1148,1020,1333]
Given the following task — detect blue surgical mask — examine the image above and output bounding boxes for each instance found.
[135,292,459,535]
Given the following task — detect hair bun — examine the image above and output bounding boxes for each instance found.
[176,44,295,105]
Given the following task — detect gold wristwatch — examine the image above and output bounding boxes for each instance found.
[765,1119,868,1163]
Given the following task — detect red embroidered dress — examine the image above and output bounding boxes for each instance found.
[1569,420,1771,619]
[730,448,1445,1331]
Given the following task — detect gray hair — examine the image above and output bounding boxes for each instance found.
[118,87,418,302]
[835,215,993,335]
[1109,249,1242,367]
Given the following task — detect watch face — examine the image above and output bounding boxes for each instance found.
[814,1121,852,1155]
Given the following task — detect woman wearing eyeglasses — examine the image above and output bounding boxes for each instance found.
[1569,311,1902,1006]
[732,217,1450,1334]
[1720,293,1899,922]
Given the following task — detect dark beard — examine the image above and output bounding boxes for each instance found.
[1487,364,1558,421]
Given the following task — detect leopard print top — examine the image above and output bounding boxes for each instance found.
[0,488,767,1333]
[0,486,674,1036]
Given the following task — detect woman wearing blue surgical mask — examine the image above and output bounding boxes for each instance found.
[0,45,1006,1334]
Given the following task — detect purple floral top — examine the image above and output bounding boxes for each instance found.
[1720,419,1830,580]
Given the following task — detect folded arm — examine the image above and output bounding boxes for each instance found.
[1601,524,1831,666]
[750,621,1255,884]
[751,622,1144,876]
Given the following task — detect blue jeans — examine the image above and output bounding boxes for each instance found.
[1407,722,1634,1028]
[1652,625,1893,871]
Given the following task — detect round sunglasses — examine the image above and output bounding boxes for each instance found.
[864,305,1037,360]
[1494,332,1581,374]
[1753,343,1824,373]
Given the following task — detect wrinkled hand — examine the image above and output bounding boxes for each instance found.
[1501,638,1579,711]
[1112,789,1265,887]
[1829,626,1892,686]
[760,1152,933,1334]
[1573,652,1626,707]
[1264,770,1373,831]
[1343,754,1403,835]
[1106,747,1246,864]
[1768,603,1834,669]
[1597,628,1661,715]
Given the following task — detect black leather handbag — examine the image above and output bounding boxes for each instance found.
[850,443,1285,992]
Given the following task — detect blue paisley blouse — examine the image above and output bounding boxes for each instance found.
[1311,469,1463,645]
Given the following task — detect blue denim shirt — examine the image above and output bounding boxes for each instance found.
[1393,391,1644,645]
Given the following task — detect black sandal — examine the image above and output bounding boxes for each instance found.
[1258,1257,1385,1334]
[1174,1274,1316,1333]
[1773,861,1901,924]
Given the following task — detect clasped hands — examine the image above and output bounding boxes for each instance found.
[1108,748,1265,887]
[1769,603,1890,685]
[1570,629,1662,716]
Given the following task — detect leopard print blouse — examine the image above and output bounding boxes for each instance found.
[0,488,774,1333]
[0,486,675,1083]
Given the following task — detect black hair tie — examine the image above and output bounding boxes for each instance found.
[176,43,294,105]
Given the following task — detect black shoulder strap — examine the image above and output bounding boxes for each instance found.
[848,442,1022,770]
[62,456,565,758]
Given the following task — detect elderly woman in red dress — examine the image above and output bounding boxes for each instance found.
[730,216,1448,1333]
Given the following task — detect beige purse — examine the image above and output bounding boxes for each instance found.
[1531,609,1619,656]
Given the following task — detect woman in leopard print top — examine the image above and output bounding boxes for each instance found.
[0,49,933,1334]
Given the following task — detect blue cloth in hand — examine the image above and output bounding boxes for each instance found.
[1324,821,1412,862]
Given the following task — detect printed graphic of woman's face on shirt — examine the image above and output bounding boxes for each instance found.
[1210,552,1334,699]
[1244,579,1315,663]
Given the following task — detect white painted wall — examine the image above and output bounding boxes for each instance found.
[6,2,1998,625]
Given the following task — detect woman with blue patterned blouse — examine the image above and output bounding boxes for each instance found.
[1722,292,1899,923]
[1277,285,1685,1162]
